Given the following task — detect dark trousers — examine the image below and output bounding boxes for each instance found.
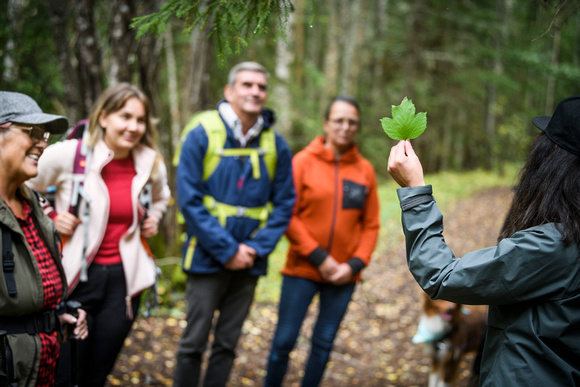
[265,275,356,387]
[56,264,140,387]
[173,271,258,387]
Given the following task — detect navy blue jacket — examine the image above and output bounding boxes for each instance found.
[176,104,295,276]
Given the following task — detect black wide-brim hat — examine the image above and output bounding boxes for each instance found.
[0,91,69,134]
[532,95,580,157]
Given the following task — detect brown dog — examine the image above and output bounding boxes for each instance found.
[412,293,487,387]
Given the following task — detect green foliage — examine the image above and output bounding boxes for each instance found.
[380,97,428,140]
[0,1,64,112]
[131,0,295,65]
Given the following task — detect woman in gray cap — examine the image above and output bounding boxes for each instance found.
[0,91,88,387]
[387,95,580,386]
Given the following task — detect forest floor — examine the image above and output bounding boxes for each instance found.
[107,186,513,387]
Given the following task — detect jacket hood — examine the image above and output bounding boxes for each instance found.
[304,135,362,164]
[215,99,276,129]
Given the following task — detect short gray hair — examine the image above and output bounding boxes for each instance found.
[228,62,269,87]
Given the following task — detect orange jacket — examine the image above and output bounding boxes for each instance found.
[282,136,380,283]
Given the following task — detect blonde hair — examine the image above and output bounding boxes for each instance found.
[86,83,162,176]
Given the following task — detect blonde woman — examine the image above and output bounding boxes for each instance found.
[28,83,170,387]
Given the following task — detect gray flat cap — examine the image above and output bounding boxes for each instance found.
[0,91,69,134]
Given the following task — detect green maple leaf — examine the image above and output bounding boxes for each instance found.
[380,97,427,140]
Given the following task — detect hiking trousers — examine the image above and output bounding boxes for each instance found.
[174,271,258,387]
[55,263,140,387]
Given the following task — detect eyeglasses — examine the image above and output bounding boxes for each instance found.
[328,118,359,128]
[10,123,50,142]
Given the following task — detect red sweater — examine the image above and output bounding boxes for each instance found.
[282,136,380,283]
[93,157,136,265]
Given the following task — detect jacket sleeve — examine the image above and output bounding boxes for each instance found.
[398,185,580,305]
[176,125,240,264]
[350,163,380,267]
[245,134,296,257]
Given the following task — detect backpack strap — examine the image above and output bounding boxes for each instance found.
[259,127,276,181]
[174,110,277,181]
[66,138,92,283]
[69,138,88,217]
[201,111,276,182]
[0,330,17,387]
[173,110,221,167]
[1,224,17,296]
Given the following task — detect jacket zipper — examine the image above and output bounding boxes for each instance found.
[327,160,340,251]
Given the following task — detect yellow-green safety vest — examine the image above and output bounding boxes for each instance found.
[174,110,277,270]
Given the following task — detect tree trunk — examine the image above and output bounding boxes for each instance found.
[134,0,163,112]
[74,0,104,113]
[371,0,389,102]
[340,0,363,95]
[293,0,305,88]
[483,0,509,170]
[323,0,340,100]
[3,0,23,84]
[43,0,83,123]
[273,10,295,139]
[403,0,423,99]
[545,24,561,115]
[183,20,213,118]
[108,0,136,84]
[164,28,180,152]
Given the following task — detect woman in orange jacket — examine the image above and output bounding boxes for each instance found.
[265,96,380,386]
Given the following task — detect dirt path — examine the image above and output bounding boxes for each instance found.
[108,187,513,387]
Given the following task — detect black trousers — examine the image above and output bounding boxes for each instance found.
[56,263,140,387]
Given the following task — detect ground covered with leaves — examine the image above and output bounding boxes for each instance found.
[108,187,512,386]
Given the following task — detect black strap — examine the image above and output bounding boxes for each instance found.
[0,331,17,387]
[0,310,59,335]
[1,224,17,296]
[5,340,16,387]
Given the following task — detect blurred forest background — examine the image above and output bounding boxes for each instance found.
[1,0,579,257]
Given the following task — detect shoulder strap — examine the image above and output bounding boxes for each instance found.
[66,138,92,283]
[1,224,17,296]
[201,111,227,181]
[69,139,88,217]
[259,128,277,182]
[173,110,223,167]
[174,110,278,181]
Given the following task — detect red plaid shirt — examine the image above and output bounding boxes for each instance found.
[16,199,63,386]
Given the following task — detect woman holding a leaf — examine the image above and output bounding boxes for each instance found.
[387,95,580,385]
[265,95,380,387]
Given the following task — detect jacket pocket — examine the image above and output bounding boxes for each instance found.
[342,180,367,210]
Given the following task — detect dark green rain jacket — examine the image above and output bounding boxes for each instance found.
[398,185,580,386]
[0,185,67,387]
